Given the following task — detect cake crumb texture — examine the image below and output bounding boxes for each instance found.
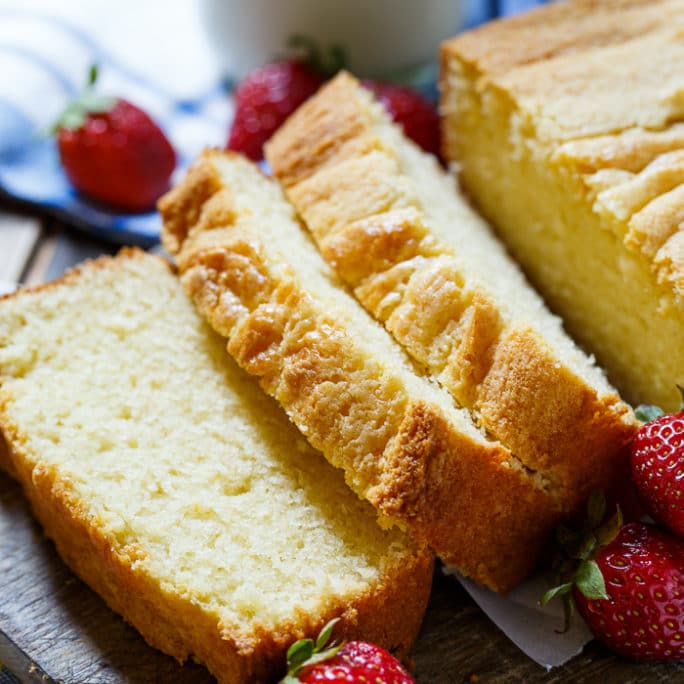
[0,249,433,683]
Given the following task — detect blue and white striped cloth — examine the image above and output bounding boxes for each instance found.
[0,0,545,246]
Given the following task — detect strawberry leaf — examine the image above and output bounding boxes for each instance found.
[287,34,347,77]
[79,91,117,114]
[54,104,87,132]
[283,618,345,682]
[575,559,608,600]
[87,63,98,87]
[298,644,343,669]
[321,44,346,77]
[286,638,314,670]
[635,404,664,422]
[49,63,116,135]
[540,582,573,606]
[556,524,582,557]
[315,618,339,651]
[573,532,597,561]
[586,490,606,530]
[596,506,623,546]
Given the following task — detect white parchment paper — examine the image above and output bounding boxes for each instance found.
[446,568,593,669]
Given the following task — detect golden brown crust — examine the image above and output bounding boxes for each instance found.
[553,124,684,175]
[265,75,384,189]
[0,251,434,681]
[441,0,674,77]
[319,208,440,285]
[373,401,558,589]
[591,153,684,298]
[265,72,636,512]
[478,327,634,508]
[158,159,226,254]
[441,0,684,293]
[0,247,161,304]
[160,151,561,592]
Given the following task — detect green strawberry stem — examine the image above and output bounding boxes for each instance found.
[287,35,347,78]
[50,64,117,135]
[281,617,343,683]
[540,491,622,633]
[634,384,684,422]
[635,404,665,422]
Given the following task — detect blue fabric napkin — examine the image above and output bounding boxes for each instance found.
[0,0,546,246]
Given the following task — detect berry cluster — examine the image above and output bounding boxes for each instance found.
[543,390,684,662]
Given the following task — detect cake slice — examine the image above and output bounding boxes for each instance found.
[0,250,433,683]
[265,72,636,516]
[441,0,684,411]
[161,150,579,593]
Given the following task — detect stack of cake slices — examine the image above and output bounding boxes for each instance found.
[4,0,679,680]
[159,70,636,596]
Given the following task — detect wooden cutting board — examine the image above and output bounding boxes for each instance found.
[1,470,681,683]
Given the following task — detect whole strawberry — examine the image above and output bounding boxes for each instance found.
[631,390,684,537]
[363,81,441,158]
[53,65,176,212]
[228,38,441,162]
[282,618,414,684]
[227,59,325,161]
[576,523,684,661]
[542,493,684,662]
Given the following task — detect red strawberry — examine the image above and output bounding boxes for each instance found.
[575,523,684,661]
[227,36,440,162]
[282,618,414,684]
[53,65,176,212]
[298,641,414,684]
[363,81,441,158]
[542,494,684,662]
[631,390,684,537]
[227,60,325,161]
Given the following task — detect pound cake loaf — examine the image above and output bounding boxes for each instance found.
[265,72,636,516]
[441,0,684,411]
[159,150,567,592]
[0,250,433,683]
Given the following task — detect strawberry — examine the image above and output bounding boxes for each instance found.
[52,65,176,212]
[542,493,684,661]
[281,618,414,684]
[363,81,441,158]
[576,523,684,661]
[227,37,440,161]
[631,389,684,537]
[227,59,325,161]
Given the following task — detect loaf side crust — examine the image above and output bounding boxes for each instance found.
[441,0,675,77]
[0,250,433,681]
[160,153,561,592]
[266,73,636,512]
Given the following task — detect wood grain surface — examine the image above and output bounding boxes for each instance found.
[1,467,682,683]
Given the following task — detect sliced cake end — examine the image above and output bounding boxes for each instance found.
[0,249,433,682]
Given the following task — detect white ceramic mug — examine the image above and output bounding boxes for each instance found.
[201,0,463,81]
